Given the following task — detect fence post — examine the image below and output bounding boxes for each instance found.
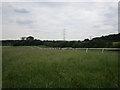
[86,48,88,53]
[102,48,104,53]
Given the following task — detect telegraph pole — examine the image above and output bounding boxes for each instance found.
[89,36,92,40]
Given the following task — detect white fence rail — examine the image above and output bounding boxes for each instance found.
[30,47,120,50]
[35,47,120,53]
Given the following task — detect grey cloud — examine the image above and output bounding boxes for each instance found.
[37,2,66,7]
[14,8,30,13]
[2,2,118,40]
[16,20,33,25]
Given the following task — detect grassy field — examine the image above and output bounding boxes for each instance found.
[2,46,119,88]
[113,42,120,47]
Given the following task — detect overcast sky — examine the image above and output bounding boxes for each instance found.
[1,1,118,41]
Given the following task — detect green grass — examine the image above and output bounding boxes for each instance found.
[2,46,119,88]
[113,42,120,44]
[112,42,120,47]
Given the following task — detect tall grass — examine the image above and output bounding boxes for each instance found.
[2,46,118,88]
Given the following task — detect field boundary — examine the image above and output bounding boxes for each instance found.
[34,47,120,50]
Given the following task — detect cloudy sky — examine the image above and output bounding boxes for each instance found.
[1,1,119,41]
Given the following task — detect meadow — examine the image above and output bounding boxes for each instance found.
[2,46,119,88]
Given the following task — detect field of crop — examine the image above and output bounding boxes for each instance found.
[2,46,119,88]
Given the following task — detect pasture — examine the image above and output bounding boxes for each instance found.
[2,46,119,88]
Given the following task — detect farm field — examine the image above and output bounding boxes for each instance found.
[2,46,119,88]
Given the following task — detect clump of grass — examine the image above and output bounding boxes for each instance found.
[2,46,118,88]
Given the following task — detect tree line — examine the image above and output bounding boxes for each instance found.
[2,33,120,48]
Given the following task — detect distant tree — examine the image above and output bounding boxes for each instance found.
[83,39,89,42]
[26,36,34,41]
[21,37,26,40]
[72,41,81,48]
[90,39,106,48]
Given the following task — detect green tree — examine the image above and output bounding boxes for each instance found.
[26,36,34,41]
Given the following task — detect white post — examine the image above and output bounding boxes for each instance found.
[102,48,104,53]
[86,48,88,53]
